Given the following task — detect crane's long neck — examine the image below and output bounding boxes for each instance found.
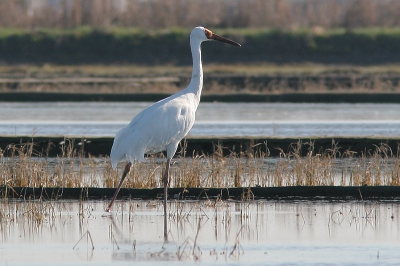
[186,39,203,104]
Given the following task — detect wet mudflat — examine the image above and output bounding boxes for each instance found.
[1,200,399,265]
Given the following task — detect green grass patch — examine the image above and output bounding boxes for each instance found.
[1,27,400,65]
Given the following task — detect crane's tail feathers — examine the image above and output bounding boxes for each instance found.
[110,147,124,169]
[110,129,127,169]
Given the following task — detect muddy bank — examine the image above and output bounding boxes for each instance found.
[3,186,400,201]
[2,74,400,94]
[2,73,400,102]
[2,91,400,103]
[1,136,399,157]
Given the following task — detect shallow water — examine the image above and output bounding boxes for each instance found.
[1,200,399,265]
[1,102,400,137]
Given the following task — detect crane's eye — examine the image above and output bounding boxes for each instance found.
[204,29,213,39]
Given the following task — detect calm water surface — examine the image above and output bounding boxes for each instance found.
[0,102,400,137]
[1,200,399,265]
[2,102,400,265]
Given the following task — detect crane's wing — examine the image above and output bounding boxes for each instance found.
[110,95,196,168]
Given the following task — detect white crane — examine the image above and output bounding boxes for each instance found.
[105,26,240,240]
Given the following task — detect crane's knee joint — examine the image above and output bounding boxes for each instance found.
[124,162,132,173]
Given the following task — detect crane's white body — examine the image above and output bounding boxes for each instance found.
[106,27,239,241]
[110,27,205,168]
[110,90,199,167]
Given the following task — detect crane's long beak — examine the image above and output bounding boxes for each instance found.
[211,33,241,47]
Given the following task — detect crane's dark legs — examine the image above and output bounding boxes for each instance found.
[106,159,170,241]
[163,158,171,242]
[106,162,132,212]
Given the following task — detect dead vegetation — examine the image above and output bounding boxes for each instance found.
[1,139,400,190]
[2,69,400,94]
[1,0,400,30]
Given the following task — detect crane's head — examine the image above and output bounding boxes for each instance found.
[191,26,241,47]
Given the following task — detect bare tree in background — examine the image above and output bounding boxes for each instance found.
[0,0,399,30]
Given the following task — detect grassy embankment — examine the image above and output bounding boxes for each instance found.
[1,27,400,96]
[1,27,400,65]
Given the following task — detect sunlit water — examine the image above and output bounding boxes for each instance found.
[1,200,399,265]
[1,102,400,137]
[2,102,400,265]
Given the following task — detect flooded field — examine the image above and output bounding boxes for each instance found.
[1,200,399,265]
[1,101,400,265]
[1,102,400,137]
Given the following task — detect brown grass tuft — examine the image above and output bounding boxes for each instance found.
[2,139,400,189]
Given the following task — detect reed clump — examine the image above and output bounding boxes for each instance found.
[1,139,400,189]
[1,0,399,30]
[1,139,106,188]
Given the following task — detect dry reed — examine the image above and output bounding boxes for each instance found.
[1,0,400,30]
[1,139,400,190]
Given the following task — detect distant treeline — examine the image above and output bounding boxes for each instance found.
[1,0,400,29]
[1,27,400,65]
